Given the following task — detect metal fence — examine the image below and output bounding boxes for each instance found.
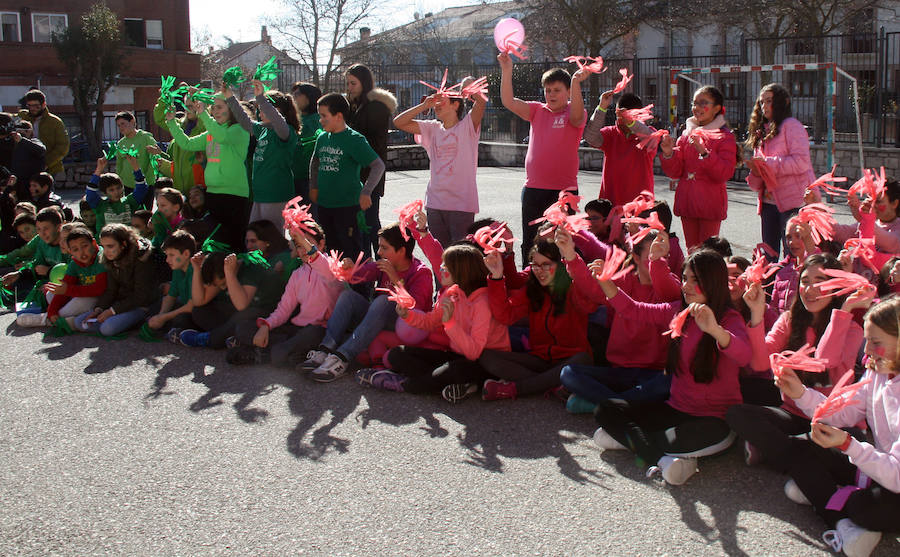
[278,29,899,148]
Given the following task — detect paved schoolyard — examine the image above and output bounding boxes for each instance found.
[0,168,893,556]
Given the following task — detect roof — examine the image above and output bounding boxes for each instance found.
[339,0,532,51]
[208,41,297,66]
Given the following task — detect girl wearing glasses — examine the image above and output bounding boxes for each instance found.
[659,86,738,250]
[745,83,815,260]
[478,225,597,401]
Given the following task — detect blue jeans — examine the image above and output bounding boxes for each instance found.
[75,308,148,336]
[322,290,396,360]
[559,364,670,405]
[760,203,799,261]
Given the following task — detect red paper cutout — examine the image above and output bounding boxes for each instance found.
[612,68,633,93]
[663,307,691,338]
[394,199,424,241]
[769,343,827,379]
[377,282,416,310]
[811,369,872,424]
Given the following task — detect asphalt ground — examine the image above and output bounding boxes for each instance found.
[1,169,896,556]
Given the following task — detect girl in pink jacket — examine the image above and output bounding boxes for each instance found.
[592,249,752,485]
[356,244,510,403]
[226,221,343,366]
[659,86,738,250]
[745,84,815,260]
[726,253,871,472]
[776,296,900,557]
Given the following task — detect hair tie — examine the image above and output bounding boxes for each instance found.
[720,106,726,115]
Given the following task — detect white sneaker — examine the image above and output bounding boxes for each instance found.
[823,518,881,557]
[300,348,330,371]
[16,312,47,327]
[783,479,811,506]
[309,353,348,383]
[658,455,698,485]
[593,427,627,450]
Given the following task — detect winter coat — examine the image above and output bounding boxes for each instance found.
[746,117,815,213]
[95,237,160,313]
[348,88,397,198]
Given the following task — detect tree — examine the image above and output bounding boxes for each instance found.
[265,0,378,87]
[52,3,125,158]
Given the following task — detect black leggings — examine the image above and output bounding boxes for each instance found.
[234,320,325,366]
[204,191,250,253]
[725,404,811,471]
[478,350,592,395]
[785,437,900,530]
[387,346,490,394]
[594,399,733,465]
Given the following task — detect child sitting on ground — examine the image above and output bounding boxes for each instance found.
[17,225,106,328]
[146,230,197,336]
[150,188,185,249]
[131,209,153,239]
[28,172,73,221]
[2,206,67,290]
[75,224,159,337]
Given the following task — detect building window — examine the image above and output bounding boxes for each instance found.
[1,12,20,42]
[32,13,67,43]
[145,20,163,49]
[721,77,741,99]
[123,18,144,47]
[789,72,816,97]
[645,77,658,100]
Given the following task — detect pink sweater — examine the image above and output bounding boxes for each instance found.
[795,370,900,493]
[353,257,434,311]
[608,291,751,418]
[746,118,815,213]
[403,286,510,360]
[748,309,864,417]
[259,253,344,328]
[661,115,738,221]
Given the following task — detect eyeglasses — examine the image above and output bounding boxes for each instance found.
[692,100,714,107]
[25,102,42,109]
[530,261,556,272]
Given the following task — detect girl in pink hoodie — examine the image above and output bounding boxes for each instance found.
[592,249,751,485]
[226,221,344,366]
[356,244,510,403]
[776,296,900,557]
[745,84,815,261]
[726,253,871,471]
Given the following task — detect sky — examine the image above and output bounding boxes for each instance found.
[189,0,455,50]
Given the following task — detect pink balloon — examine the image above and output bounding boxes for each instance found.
[494,18,525,52]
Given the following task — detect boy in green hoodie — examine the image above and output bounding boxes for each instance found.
[85,156,149,232]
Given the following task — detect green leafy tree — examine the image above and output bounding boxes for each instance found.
[52,3,125,157]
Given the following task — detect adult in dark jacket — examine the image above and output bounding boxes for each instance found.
[75,224,160,337]
[345,64,397,258]
[0,112,46,201]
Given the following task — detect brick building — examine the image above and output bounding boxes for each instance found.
[0,0,201,144]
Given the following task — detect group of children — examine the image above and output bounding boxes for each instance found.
[0,58,898,557]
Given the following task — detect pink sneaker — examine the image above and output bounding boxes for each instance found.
[482,379,517,401]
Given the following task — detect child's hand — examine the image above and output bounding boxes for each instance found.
[252,79,265,97]
[598,90,615,111]
[192,100,206,115]
[309,188,318,203]
[340,258,353,270]
[571,68,590,85]
[376,259,400,285]
[145,144,162,156]
[125,154,140,171]
[484,250,503,279]
[191,252,206,268]
[648,231,670,261]
[497,52,512,72]
[395,304,409,319]
[441,297,455,323]
[803,187,822,205]
[688,302,718,334]
[147,314,166,330]
[95,157,108,174]
[837,249,853,272]
[44,281,68,296]
[359,194,372,211]
[742,281,766,321]
[554,227,576,261]
[747,157,761,177]
[847,191,861,210]
[96,308,115,323]
[414,208,427,231]
[1,271,19,287]
[223,253,238,276]
[688,134,708,156]
[810,422,850,450]
[422,94,438,110]
[165,110,176,121]
[33,265,50,276]
[659,134,675,157]
[47,314,58,325]
[842,285,876,313]
[253,325,269,348]
[774,367,805,399]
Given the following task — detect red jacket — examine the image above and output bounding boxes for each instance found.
[487,259,597,361]
[661,115,737,222]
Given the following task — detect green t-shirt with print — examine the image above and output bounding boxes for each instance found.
[116,130,158,189]
[65,258,106,287]
[251,122,299,204]
[314,127,378,208]
[168,265,193,306]
[94,195,142,233]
